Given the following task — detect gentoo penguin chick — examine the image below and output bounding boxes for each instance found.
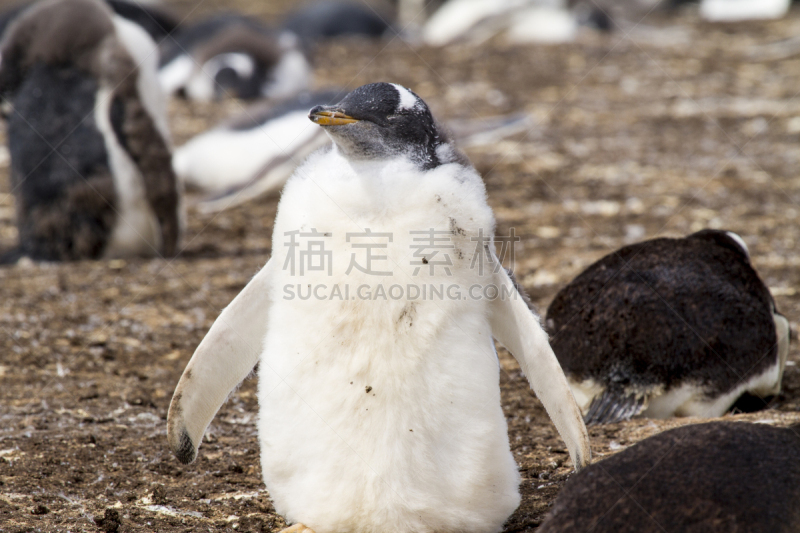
[158,13,311,101]
[168,82,590,533]
[173,90,342,209]
[538,421,800,533]
[281,1,393,43]
[546,229,791,425]
[0,0,180,262]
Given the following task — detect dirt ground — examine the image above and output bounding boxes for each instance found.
[1,1,800,532]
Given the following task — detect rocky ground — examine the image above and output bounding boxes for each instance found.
[1,1,799,532]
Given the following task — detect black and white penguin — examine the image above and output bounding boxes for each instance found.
[173,90,342,210]
[281,1,394,43]
[0,0,181,263]
[158,13,311,101]
[167,82,590,533]
[546,229,791,425]
[538,421,800,532]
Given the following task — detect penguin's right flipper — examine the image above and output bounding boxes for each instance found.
[167,258,276,464]
[489,266,592,471]
[584,389,647,426]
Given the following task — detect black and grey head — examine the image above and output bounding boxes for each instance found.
[538,421,800,532]
[308,82,464,170]
[0,0,115,99]
[0,0,177,43]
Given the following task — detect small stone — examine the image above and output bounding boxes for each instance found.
[94,508,121,533]
[152,484,168,505]
[31,504,49,515]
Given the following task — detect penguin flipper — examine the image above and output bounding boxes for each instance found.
[167,258,276,464]
[584,389,647,426]
[489,266,591,471]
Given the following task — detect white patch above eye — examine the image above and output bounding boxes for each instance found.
[726,231,750,258]
[392,83,418,111]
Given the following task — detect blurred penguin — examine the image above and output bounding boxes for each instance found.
[282,1,394,44]
[539,421,800,533]
[158,13,311,101]
[173,90,341,211]
[0,0,181,263]
[546,230,790,425]
[422,0,610,46]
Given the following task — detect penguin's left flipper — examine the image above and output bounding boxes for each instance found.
[279,524,316,533]
[584,389,647,426]
[167,258,277,464]
[489,266,592,471]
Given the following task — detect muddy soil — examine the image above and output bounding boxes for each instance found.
[1,2,799,532]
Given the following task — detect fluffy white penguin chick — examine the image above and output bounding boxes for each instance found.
[167,82,590,533]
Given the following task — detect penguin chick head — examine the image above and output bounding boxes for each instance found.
[309,82,458,169]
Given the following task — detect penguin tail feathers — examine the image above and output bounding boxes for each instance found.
[0,247,25,266]
[585,389,647,426]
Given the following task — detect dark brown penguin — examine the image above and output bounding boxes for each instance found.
[546,229,790,424]
[538,421,800,533]
[0,0,181,263]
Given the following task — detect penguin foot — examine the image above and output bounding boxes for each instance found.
[279,524,316,533]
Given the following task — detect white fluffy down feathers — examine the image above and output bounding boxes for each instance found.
[168,132,589,532]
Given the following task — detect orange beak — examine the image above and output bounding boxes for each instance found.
[309,110,360,126]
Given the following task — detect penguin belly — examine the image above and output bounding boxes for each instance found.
[259,295,519,533]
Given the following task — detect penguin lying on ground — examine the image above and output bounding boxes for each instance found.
[538,421,800,532]
[546,230,791,425]
[0,0,181,263]
[158,13,311,101]
[422,0,613,46]
[172,90,342,207]
[167,82,590,533]
[173,90,531,212]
